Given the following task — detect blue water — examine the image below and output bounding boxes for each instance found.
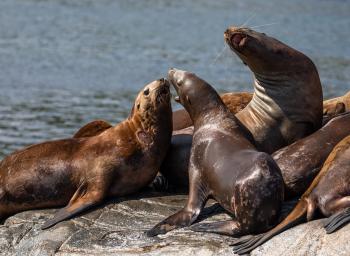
[0,0,349,158]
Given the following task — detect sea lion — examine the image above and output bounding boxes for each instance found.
[224,26,323,153]
[147,68,284,237]
[73,120,113,138]
[273,112,350,199]
[232,134,350,255]
[323,90,350,119]
[0,79,172,229]
[172,92,253,131]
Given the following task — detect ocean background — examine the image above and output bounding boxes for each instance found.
[0,0,349,158]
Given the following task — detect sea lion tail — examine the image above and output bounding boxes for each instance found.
[231,199,308,255]
[324,207,350,234]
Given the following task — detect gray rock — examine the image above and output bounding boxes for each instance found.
[1,191,349,256]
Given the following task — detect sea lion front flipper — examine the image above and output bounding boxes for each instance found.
[41,184,105,229]
[73,120,112,138]
[147,175,208,237]
[146,207,199,237]
[190,220,243,236]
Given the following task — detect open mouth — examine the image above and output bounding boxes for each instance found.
[229,33,247,51]
[232,33,246,48]
[155,83,170,104]
[224,28,247,51]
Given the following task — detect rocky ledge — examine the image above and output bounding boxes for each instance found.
[1,190,349,256]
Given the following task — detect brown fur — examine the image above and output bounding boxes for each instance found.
[0,79,172,229]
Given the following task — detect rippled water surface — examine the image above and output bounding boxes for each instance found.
[0,0,349,158]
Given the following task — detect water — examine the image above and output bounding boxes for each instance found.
[0,0,349,158]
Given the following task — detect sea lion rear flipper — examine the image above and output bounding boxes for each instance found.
[73,120,112,138]
[41,185,104,229]
[324,207,350,234]
[231,198,308,254]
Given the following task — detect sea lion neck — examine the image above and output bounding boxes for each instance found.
[125,104,172,147]
[192,104,237,131]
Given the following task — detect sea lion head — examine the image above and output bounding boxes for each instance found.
[168,68,223,121]
[131,78,172,135]
[224,26,304,75]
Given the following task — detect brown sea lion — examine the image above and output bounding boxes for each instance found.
[232,134,350,255]
[224,26,323,153]
[73,120,113,138]
[0,79,172,229]
[172,92,253,131]
[147,68,284,237]
[323,90,350,118]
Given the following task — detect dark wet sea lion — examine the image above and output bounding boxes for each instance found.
[73,120,113,138]
[224,26,323,153]
[232,134,350,255]
[0,79,172,228]
[172,92,253,131]
[273,112,350,199]
[147,68,284,237]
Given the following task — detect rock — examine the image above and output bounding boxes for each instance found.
[0,191,349,255]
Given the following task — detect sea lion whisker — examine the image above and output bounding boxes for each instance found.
[240,11,257,28]
[249,22,279,29]
[210,44,228,66]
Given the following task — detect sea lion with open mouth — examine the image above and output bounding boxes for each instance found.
[0,79,172,229]
[224,26,323,153]
[147,69,284,237]
[232,133,350,255]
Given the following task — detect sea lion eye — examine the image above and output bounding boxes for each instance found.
[137,103,140,110]
[143,88,150,96]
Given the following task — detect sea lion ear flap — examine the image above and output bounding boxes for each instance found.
[137,130,152,145]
